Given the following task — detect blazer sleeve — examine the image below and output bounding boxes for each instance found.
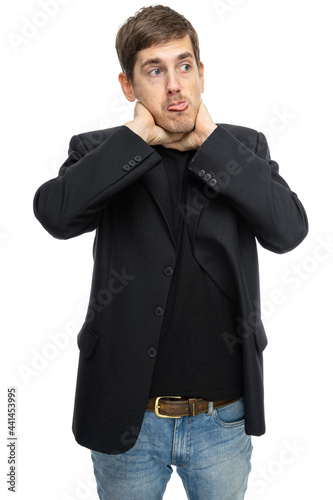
[187,125,308,253]
[33,126,161,240]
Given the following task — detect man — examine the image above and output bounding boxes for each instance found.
[33,5,308,500]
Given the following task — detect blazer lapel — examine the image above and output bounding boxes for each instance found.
[139,162,178,250]
[139,160,206,252]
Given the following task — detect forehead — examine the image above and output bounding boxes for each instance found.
[135,34,195,66]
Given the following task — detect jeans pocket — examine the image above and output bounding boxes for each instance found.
[212,397,245,428]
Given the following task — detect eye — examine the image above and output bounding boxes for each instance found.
[149,68,162,76]
[180,63,191,71]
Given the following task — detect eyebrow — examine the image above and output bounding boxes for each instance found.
[141,52,194,70]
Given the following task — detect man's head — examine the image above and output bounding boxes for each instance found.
[116,5,204,134]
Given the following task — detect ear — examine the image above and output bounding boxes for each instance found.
[199,62,205,93]
[118,72,136,102]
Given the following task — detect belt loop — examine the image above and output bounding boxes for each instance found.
[188,398,199,416]
[207,401,213,415]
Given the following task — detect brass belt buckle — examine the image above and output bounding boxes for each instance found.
[155,396,182,418]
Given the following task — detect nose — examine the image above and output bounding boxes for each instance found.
[166,70,181,95]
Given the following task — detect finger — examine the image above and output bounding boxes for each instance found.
[161,142,184,151]
[157,130,184,144]
[165,133,184,143]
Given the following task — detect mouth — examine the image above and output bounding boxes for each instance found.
[167,101,189,112]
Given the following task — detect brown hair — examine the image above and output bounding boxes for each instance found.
[115,5,201,84]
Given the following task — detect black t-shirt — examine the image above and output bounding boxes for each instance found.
[148,145,243,401]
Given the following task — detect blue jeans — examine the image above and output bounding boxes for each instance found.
[91,396,252,500]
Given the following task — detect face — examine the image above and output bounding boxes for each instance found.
[120,34,204,133]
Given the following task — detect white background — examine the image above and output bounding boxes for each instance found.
[1,0,332,498]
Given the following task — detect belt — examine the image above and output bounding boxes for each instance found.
[146,396,241,418]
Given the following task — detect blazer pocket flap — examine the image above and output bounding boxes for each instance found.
[77,325,99,359]
[254,321,268,352]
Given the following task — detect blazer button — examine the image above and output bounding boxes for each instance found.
[198,169,205,177]
[128,160,136,167]
[122,164,130,171]
[147,346,157,358]
[203,173,211,181]
[134,156,142,162]
[209,179,217,186]
[154,306,164,316]
[164,266,173,276]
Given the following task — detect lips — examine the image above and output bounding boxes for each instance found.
[167,101,189,112]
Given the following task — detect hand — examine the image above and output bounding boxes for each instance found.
[124,101,184,146]
[161,101,218,151]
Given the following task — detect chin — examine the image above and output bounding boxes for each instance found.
[162,119,195,134]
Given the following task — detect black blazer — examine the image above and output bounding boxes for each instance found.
[33,123,308,454]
